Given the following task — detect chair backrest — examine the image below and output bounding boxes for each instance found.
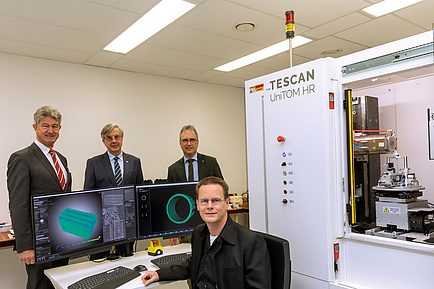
[255,231,291,289]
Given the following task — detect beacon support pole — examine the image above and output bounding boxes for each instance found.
[285,10,295,68]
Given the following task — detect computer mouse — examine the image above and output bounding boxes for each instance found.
[133,264,148,272]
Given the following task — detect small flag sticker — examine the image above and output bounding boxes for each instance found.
[249,83,264,93]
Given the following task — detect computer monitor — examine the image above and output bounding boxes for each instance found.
[31,186,136,264]
[136,182,204,239]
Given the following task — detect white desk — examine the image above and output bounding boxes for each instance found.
[45,243,191,289]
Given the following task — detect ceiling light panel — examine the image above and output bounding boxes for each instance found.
[363,0,424,17]
[215,36,312,72]
[104,0,195,54]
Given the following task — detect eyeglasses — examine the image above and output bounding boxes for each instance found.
[198,198,225,206]
[181,138,198,144]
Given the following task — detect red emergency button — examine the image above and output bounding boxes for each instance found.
[277,136,286,142]
[334,243,339,259]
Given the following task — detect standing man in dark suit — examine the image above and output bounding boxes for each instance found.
[167,124,223,246]
[167,124,223,183]
[84,123,143,258]
[7,106,72,289]
[84,124,143,190]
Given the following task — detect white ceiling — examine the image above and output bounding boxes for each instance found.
[0,0,432,88]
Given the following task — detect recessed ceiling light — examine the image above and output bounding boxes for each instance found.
[234,22,255,32]
[321,48,342,55]
[363,0,423,17]
[215,36,312,72]
[104,0,195,54]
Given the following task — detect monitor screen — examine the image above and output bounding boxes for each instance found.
[31,186,136,264]
[136,182,204,239]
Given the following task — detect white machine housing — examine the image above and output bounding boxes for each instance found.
[245,31,434,289]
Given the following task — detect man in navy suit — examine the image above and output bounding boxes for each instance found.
[84,124,143,189]
[84,124,143,258]
[167,124,223,183]
[7,106,71,289]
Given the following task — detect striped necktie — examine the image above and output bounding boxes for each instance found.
[49,149,66,191]
[114,156,122,186]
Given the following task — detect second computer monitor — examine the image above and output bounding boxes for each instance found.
[136,182,204,239]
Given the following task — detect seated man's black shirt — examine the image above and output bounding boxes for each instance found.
[196,235,221,289]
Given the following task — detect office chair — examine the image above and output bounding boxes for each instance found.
[255,231,291,289]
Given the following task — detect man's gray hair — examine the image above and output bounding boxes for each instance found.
[33,106,62,126]
[100,124,124,140]
[179,124,198,140]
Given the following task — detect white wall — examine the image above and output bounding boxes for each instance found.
[352,73,434,204]
[0,52,247,224]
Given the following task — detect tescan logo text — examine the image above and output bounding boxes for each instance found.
[268,69,315,102]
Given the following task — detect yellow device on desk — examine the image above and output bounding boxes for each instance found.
[148,239,163,256]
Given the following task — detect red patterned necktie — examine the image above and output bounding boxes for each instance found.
[49,149,66,191]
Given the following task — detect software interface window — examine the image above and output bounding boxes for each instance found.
[136,182,203,239]
[32,186,136,263]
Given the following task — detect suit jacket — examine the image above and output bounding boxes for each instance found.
[84,152,144,189]
[167,152,223,183]
[158,217,272,289]
[7,142,72,253]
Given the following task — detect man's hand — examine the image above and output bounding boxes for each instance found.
[19,249,35,265]
[141,271,160,286]
[169,237,181,246]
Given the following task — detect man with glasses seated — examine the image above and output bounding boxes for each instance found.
[167,124,223,184]
[142,177,271,289]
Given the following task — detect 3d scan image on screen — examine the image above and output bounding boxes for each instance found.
[166,193,196,224]
[39,191,103,256]
[58,208,98,239]
[136,182,203,239]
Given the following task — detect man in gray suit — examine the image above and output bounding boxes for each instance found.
[84,123,143,258]
[167,124,223,183]
[7,106,71,289]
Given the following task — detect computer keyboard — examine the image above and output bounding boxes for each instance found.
[67,265,140,289]
[150,252,192,268]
